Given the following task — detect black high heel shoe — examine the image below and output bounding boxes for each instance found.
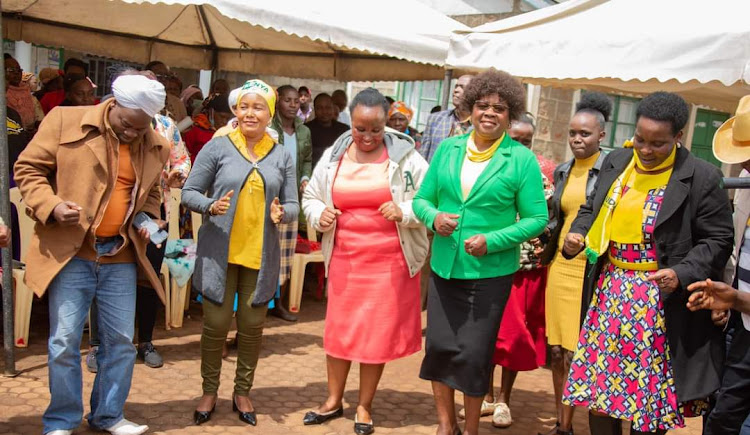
[193,398,217,425]
[232,394,257,426]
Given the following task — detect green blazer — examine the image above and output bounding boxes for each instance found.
[270,115,313,186]
[413,133,548,280]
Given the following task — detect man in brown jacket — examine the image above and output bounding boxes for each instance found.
[14,74,170,435]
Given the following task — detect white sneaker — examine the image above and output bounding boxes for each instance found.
[45,431,73,435]
[458,400,497,419]
[105,418,149,435]
[492,402,512,428]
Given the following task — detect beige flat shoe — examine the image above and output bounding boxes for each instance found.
[492,402,512,428]
[458,400,497,419]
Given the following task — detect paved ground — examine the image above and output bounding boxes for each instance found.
[1,294,704,435]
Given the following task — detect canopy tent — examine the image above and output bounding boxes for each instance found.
[446,0,750,113]
[1,0,468,81]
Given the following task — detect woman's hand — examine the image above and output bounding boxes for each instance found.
[647,268,680,293]
[299,180,308,195]
[209,190,234,216]
[164,169,186,188]
[379,201,403,222]
[319,207,342,230]
[270,197,284,224]
[0,225,9,248]
[464,235,487,257]
[434,213,459,237]
[686,279,738,312]
[562,232,584,256]
[710,309,729,327]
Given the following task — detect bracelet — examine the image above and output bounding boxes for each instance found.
[208,202,216,216]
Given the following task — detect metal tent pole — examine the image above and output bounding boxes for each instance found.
[0,0,18,377]
[441,69,453,110]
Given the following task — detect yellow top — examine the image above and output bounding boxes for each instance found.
[557,151,600,247]
[226,128,275,269]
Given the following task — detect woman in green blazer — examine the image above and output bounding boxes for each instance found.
[413,69,548,435]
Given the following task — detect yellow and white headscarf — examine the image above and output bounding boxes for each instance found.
[236,79,277,117]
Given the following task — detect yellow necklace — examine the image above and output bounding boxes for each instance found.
[467,132,505,163]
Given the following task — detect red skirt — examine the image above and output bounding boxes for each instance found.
[493,267,547,371]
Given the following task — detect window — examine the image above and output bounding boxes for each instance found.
[84,56,140,98]
[602,95,641,149]
[396,80,444,132]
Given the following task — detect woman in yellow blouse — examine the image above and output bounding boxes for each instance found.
[539,92,611,435]
[182,80,299,427]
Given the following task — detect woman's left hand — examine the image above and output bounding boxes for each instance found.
[647,268,680,293]
[164,169,186,188]
[378,201,403,222]
[464,235,487,257]
[270,197,284,224]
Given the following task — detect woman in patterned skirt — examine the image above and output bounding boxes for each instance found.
[560,92,734,435]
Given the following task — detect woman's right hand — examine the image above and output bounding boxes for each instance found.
[562,232,585,256]
[209,190,234,216]
[319,207,342,230]
[433,213,460,237]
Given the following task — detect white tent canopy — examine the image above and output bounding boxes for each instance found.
[447,0,750,112]
[2,0,468,81]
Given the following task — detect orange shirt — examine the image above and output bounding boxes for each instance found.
[96,143,136,237]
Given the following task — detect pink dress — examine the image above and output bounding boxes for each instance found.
[324,148,421,364]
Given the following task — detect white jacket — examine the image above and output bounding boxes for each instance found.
[303,130,429,277]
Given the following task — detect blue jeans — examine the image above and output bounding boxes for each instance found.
[43,240,137,434]
[742,415,750,435]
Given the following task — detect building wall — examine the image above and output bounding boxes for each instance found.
[531,86,575,164]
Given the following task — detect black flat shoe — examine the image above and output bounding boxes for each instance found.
[303,407,344,425]
[354,416,375,435]
[232,395,257,426]
[193,403,216,425]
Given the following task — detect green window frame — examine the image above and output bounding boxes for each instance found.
[602,95,641,149]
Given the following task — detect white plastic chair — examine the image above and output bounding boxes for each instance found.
[10,187,36,347]
[288,222,324,313]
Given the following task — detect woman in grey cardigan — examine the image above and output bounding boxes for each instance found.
[182,80,299,427]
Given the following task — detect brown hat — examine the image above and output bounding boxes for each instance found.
[713,95,750,164]
[38,67,62,85]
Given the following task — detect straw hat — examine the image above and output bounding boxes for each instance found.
[713,95,750,164]
[38,67,62,85]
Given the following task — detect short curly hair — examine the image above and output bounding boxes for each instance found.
[636,92,689,135]
[461,68,526,121]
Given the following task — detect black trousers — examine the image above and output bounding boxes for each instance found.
[705,314,750,435]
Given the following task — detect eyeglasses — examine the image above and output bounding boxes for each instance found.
[474,101,508,113]
[5,67,22,74]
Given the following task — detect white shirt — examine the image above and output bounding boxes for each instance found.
[337,109,351,126]
[460,156,490,199]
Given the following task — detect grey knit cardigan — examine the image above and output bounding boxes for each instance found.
[181,135,299,306]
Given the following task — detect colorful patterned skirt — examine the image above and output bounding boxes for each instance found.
[562,243,706,432]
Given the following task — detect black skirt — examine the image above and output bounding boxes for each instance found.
[419,272,513,397]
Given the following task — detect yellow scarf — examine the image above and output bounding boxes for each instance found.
[583,144,677,264]
[466,131,505,162]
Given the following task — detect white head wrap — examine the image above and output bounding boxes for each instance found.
[112,75,166,118]
[228,87,241,110]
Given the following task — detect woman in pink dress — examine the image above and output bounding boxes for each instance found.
[302,88,429,435]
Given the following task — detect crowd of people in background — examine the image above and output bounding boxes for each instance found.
[3,55,750,435]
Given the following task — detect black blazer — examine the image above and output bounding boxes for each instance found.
[568,146,734,402]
